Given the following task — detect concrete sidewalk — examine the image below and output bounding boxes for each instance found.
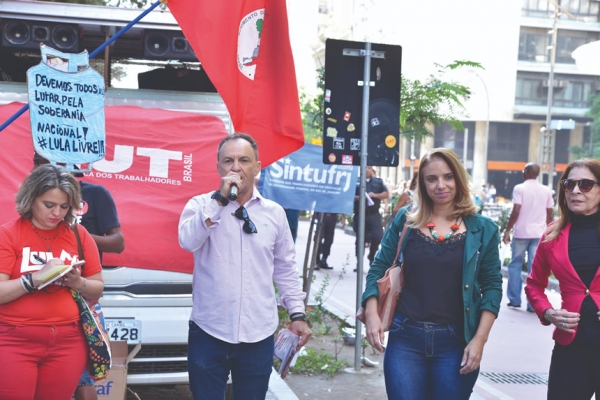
[292,219,566,400]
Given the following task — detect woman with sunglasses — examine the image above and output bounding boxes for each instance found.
[526,158,600,399]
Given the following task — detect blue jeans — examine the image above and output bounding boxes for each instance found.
[507,238,539,309]
[187,321,274,400]
[384,314,479,400]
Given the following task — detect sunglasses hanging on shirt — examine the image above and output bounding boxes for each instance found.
[233,205,258,234]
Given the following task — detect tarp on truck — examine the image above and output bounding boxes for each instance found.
[0,102,226,273]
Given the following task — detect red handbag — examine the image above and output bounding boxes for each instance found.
[357,225,409,331]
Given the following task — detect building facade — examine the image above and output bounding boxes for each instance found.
[309,0,600,198]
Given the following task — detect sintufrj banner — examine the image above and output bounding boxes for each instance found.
[259,144,358,214]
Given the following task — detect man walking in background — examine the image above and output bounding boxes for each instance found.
[503,163,553,311]
[353,166,389,272]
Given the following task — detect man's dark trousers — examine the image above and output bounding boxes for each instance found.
[354,211,383,265]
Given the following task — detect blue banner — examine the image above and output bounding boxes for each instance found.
[259,143,358,213]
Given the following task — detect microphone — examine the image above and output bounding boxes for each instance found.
[229,185,238,201]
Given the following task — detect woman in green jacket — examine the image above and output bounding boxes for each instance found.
[362,148,502,400]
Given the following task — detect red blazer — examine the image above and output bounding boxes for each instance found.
[525,222,600,345]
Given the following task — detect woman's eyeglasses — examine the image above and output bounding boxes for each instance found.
[233,205,258,234]
[561,179,599,193]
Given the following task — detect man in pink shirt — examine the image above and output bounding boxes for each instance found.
[503,163,554,311]
[178,133,311,399]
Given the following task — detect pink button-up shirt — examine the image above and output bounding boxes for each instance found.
[178,188,306,344]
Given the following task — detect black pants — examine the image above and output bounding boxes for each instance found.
[318,213,337,261]
[353,212,383,264]
[547,340,600,400]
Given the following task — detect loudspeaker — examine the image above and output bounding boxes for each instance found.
[1,19,79,52]
[143,30,197,61]
[138,67,216,93]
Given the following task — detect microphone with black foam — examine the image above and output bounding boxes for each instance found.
[229,184,238,201]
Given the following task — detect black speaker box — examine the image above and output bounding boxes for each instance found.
[143,30,197,62]
[1,19,80,52]
[137,67,216,93]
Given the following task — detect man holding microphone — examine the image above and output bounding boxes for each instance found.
[178,133,311,399]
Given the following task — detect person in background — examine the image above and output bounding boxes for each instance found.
[526,159,600,400]
[315,213,337,270]
[392,172,419,217]
[362,148,502,399]
[353,166,389,272]
[178,133,311,399]
[34,152,125,400]
[503,163,553,312]
[0,164,104,399]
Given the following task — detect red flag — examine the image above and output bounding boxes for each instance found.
[168,0,305,166]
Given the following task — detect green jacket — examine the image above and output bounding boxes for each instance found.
[361,207,503,343]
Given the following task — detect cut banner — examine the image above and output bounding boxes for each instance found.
[259,144,358,214]
[0,102,226,273]
[168,0,305,167]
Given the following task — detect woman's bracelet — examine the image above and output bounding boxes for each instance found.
[76,278,87,293]
[20,273,35,293]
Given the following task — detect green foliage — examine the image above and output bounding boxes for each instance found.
[300,61,482,144]
[300,67,325,143]
[287,348,348,378]
[400,61,482,141]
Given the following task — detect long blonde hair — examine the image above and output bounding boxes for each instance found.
[407,148,477,228]
[544,158,600,242]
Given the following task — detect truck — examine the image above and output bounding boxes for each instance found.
[0,0,230,385]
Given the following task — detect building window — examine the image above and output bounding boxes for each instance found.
[433,122,475,161]
[522,0,599,21]
[519,28,549,62]
[487,123,529,162]
[519,28,599,64]
[563,0,600,21]
[515,72,596,108]
[556,30,600,63]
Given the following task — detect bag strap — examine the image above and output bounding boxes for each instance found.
[71,223,85,273]
[392,224,410,267]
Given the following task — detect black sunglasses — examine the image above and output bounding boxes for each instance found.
[561,178,600,193]
[233,205,257,234]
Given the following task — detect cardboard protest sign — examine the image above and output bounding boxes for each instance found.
[26,44,105,172]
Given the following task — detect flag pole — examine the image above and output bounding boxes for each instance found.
[0,0,164,133]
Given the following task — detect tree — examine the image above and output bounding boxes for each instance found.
[570,83,600,160]
[300,60,482,143]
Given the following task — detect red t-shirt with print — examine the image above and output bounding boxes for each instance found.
[0,218,102,326]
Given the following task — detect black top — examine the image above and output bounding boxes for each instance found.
[353,177,388,215]
[568,210,600,345]
[78,181,121,262]
[396,228,466,325]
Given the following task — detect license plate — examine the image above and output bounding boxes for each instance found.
[105,319,141,344]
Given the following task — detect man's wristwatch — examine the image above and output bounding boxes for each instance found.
[211,190,229,206]
[290,312,307,322]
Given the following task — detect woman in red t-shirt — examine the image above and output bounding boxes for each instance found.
[0,164,104,399]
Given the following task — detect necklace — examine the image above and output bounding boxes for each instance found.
[426,218,460,242]
[31,221,61,251]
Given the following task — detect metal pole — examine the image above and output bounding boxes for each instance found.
[354,42,372,371]
[544,6,559,188]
